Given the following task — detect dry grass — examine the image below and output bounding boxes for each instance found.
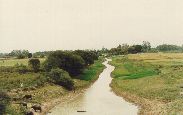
[0,58,45,66]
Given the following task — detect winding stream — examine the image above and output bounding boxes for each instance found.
[47,59,138,115]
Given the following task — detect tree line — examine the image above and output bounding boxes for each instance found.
[103,41,183,56]
[1,42,183,59]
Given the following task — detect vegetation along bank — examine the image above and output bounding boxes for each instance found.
[0,50,105,115]
[110,53,183,114]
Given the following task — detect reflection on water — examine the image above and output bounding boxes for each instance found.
[47,59,138,115]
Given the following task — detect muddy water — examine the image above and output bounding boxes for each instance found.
[47,59,138,115]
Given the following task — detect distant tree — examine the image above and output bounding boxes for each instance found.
[142,41,151,52]
[74,50,98,66]
[109,48,118,55]
[149,48,158,53]
[101,47,108,54]
[40,54,45,58]
[9,50,30,59]
[22,50,29,57]
[156,44,180,52]
[121,44,129,54]
[28,59,40,72]
[128,45,142,54]
[44,51,85,77]
[109,44,129,56]
[17,54,26,59]
[28,53,32,58]
[33,51,52,58]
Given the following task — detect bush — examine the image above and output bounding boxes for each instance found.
[44,51,85,76]
[28,59,40,72]
[49,68,74,90]
[59,76,74,90]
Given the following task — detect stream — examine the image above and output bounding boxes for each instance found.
[47,59,138,115]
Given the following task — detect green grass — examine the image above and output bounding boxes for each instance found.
[0,58,45,66]
[110,56,158,79]
[110,53,183,114]
[79,58,105,81]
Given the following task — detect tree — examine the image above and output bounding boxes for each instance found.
[28,53,32,58]
[44,51,85,76]
[49,68,74,90]
[74,50,98,66]
[9,50,30,59]
[121,44,129,54]
[128,45,142,54]
[156,44,181,52]
[142,41,151,52]
[28,59,40,72]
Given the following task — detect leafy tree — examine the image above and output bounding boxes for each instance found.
[9,50,30,59]
[109,44,129,56]
[156,44,181,52]
[109,48,118,55]
[28,59,40,72]
[28,53,32,58]
[121,44,129,54]
[74,50,98,66]
[44,51,85,76]
[142,41,151,52]
[33,51,52,58]
[49,68,74,90]
[17,54,26,59]
[101,47,109,54]
[128,45,142,54]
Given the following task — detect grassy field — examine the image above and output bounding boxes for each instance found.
[0,57,105,115]
[0,58,45,66]
[110,53,183,114]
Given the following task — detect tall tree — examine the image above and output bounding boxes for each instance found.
[142,41,151,52]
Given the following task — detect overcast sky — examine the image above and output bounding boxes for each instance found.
[0,0,183,52]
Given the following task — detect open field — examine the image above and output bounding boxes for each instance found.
[0,58,105,115]
[0,58,46,66]
[110,53,183,114]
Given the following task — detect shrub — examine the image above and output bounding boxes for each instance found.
[28,59,40,72]
[59,76,74,90]
[49,68,74,90]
